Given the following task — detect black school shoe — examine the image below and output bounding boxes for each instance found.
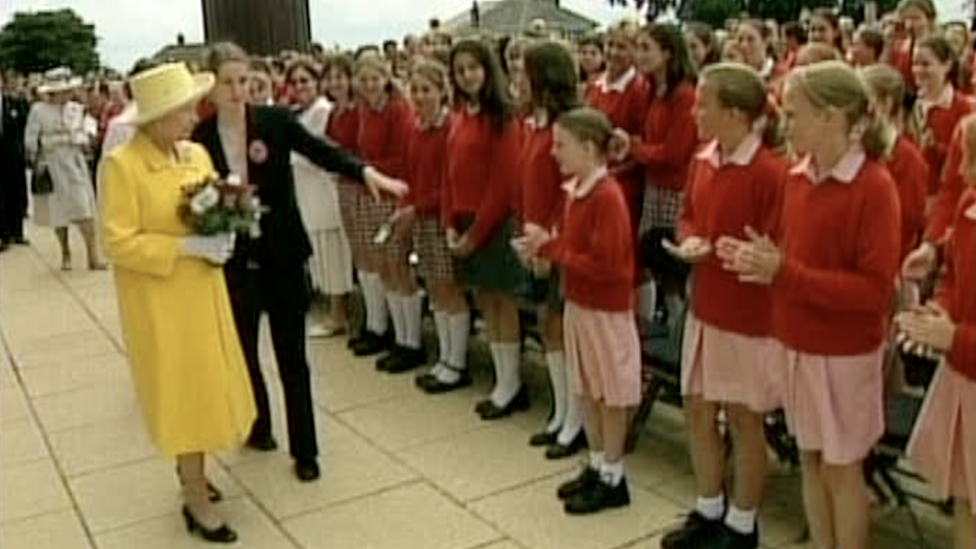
[353,331,389,357]
[557,466,600,500]
[477,387,530,420]
[563,476,631,515]
[385,346,428,374]
[376,346,405,371]
[660,511,723,549]
[703,523,759,549]
[416,366,473,393]
[545,432,587,460]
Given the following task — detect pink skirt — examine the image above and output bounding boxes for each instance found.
[908,363,976,506]
[769,340,885,465]
[564,301,641,407]
[681,313,779,413]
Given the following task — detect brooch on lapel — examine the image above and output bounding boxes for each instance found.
[248,140,269,164]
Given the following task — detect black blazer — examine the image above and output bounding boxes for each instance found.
[0,95,28,173]
[193,105,365,270]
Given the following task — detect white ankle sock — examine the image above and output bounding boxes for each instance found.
[557,393,584,445]
[363,273,389,335]
[589,451,605,470]
[696,494,726,521]
[545,351,567,434]
[724,505,757,535]
[490,342,522,407]
[402,292,423,349]
[638,281,657,324]
[386,293,406,346]
[447,311,470,369]
[601,459,625,486]
[434,310,450,364]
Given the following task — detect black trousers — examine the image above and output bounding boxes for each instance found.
[0,166,27,242]
[225,262,318,461]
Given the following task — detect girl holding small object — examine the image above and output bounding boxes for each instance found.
[444,39,528,416]
[517,107,639,515]
[896,113,976,549]
[393,60,473,392]
[721,61,901,549]
[659,62,786,549]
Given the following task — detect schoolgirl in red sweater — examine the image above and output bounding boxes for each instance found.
[659,63,786,549]
[897,116,976,549]
[584,18,650,237]
[887,0,938,93]
[724,61,901,549]
[908,35,973,199]
[353,54,419,369]
[517,108,639,516]
[393,61,472,392]
[443,39,527,417]
[520,41,586,459]
[862,64,929,262]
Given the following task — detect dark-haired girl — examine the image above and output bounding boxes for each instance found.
[520,41,586,459]
[443,39,528,415]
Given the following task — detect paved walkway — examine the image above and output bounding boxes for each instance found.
[0,225,954,549]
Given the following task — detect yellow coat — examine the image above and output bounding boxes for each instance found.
[99,132,256,456]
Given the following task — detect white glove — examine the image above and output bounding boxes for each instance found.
[181,233,236,265]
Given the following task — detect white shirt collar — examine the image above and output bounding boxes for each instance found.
[595,67,637,93]
[696,134,762,169]
[418,106,449,130]
[918,85,955,116]
[759,57,776,80]
[562,166,609,199]
[528,109,549,130]
[789,147,866,185]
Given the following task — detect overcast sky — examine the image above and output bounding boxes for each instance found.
[0,0,969,71]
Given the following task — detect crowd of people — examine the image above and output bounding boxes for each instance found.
[1,0,975,548]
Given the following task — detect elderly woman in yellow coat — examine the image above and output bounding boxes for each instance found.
[99,62,255,544]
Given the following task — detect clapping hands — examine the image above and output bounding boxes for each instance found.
[895,302,955,359]
[662,236,711,264]
[716,226,782,285]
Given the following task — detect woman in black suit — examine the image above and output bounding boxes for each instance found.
[193,42,406,482]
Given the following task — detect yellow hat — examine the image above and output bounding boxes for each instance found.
[120,62,215,126]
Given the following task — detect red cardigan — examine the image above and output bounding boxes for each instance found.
[540,173,635,311]
[327,104,360,151]
[935,189,976,380]
[679,141,786,337]
[357,97,413,179]
[631,81,699,193]
[404,114,451,215]
[443,109,522,248]
[772,156,901,355]
[887,135,929,260]
[916,90,973,195]
[520,121,563,229]
[926,126,966,244]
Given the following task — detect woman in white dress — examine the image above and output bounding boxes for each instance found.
[288,60,353,336]
[25,68,105,271]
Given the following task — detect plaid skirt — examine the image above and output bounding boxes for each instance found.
[338,182,371,251]
[638,185,682,236]
[413,215,456,282]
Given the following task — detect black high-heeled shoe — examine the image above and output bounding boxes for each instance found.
[182,506,238,544]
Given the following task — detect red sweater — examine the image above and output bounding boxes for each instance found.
[404,114,451,215]
[916,90,973,195]
[772,157,901,355]
[540,173,635,311]
[888,135,929,260]
[926,126,966,244]
[444,109,522,248]
[327,104,360,185]
[520,122,563,229]
[888,39,916,92]
[357,97,413,179]
[632,81,699,193]
[678,142,786,337]
[935,189,976,380]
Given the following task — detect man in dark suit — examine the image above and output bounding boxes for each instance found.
[0,69,30,251]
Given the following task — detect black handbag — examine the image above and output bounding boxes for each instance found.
[30,167,53,195]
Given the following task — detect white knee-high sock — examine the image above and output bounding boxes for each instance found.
[386,293,406,346]
[434,310,450,363]
[448,311,470,370]
[545,351,567,434]
[638,281,657,325]
[490,342,522,407]
[363,272,389,335]
[557,392,584,445]
[402,292,423,350]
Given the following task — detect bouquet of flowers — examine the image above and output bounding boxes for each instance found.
[178,173,266,237]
